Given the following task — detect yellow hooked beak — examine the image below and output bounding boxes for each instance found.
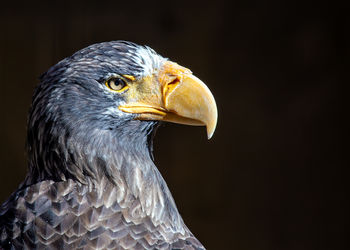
[119,61,218,139]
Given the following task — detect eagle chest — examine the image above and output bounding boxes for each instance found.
[0,180,172,249]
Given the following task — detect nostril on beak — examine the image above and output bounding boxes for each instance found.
[164,77,180,99]
[168,77,180,86]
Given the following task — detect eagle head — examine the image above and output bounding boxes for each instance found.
[26,41,217,186]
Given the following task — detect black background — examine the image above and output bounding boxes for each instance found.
[0,1,344,249]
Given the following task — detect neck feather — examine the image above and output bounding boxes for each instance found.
[26,119,186,232]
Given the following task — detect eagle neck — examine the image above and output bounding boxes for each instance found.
[26,116,187,234]
[106,121,187,233]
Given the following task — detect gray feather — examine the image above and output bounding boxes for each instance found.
[0,41,205,249]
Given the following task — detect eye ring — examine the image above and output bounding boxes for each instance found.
[105,77,128,92]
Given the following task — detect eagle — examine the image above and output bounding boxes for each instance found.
[0,41,217,249]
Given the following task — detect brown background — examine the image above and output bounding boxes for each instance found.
[0,1,344,249]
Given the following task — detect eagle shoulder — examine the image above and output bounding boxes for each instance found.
[0,180,204,249]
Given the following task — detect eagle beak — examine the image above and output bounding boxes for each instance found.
[119,61,218,139]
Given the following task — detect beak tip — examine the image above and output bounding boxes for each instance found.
[207,104,218,140]
[206,120,217,140]
[206,128,215,140]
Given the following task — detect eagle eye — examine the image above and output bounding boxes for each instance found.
[105,77,128,92]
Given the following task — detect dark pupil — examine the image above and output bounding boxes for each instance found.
[113,78,123,86]
[110,78,125,90]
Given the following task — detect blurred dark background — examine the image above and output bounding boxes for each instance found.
[0,1,344,249]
